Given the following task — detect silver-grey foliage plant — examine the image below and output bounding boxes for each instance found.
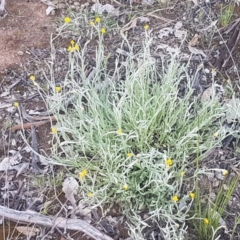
[47,36,227,239]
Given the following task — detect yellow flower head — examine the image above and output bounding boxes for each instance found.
[74,44,80,51]
[166,158,173,166]
[88,192,93,197]
[95,17,101,23]
[172,195,179,202]
[222,170,229,176]
[55,86,61,93]
[211,68,216,74]
[100,28,107,34]
[79,169,88,179]
[180,171,185,176]
[123,184,129,190]
[144,24,150,30]
[68,45,73,52]
[89,21,95,26]
[213,132,218,138]
[117,129,123,135]
[64,16,71,23]
[189,192,195,199]
[51,127,58,134]
[127,153,133,158]
[70,40,75,45]
[13,102,19,107]
[29,75,36,81]
[203,218,209,225]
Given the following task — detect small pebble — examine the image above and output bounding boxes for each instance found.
[143,214,150,220]
[17,51,24,56]
[220,156,225,161]
[204,68,210,74]
[11,139,16,146]
[74,1,80,6]
[223,184,229,191]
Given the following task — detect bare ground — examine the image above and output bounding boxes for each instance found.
[0,0,55,71]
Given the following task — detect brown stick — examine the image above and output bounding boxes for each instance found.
[0,205,113,240]
[10,116,57,131]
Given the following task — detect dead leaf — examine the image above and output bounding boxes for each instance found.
[16,226,40,237]
[173,21,186,40]
[46,6,56,15]
[201,84,224,102]
[91,3,119,16]
[200,20,218,32]
[175,21,182,30]
[174,29,186,39]
[142,0,155,5]
[138,16,150,23]
[0,102,12,109]
[158,27,174,38]
[0,152,22,171]
[77,203,92,222]
[191,0,198,6]
[188,45,207,57]
[189,34,200,46]
[224,98,240,123]
[156,43,180,54]
[201,87,213,102]
[121,18,138,32]
[116,48,130,57]
[62,177,79,208]
[40,0,56,7]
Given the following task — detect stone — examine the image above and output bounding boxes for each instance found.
[17,50,24,56]
[204,68,210,74]
[74,1,80,6]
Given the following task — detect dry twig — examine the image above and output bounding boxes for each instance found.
[0,206,114,240]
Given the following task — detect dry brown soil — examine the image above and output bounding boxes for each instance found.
[0,0,55,71]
